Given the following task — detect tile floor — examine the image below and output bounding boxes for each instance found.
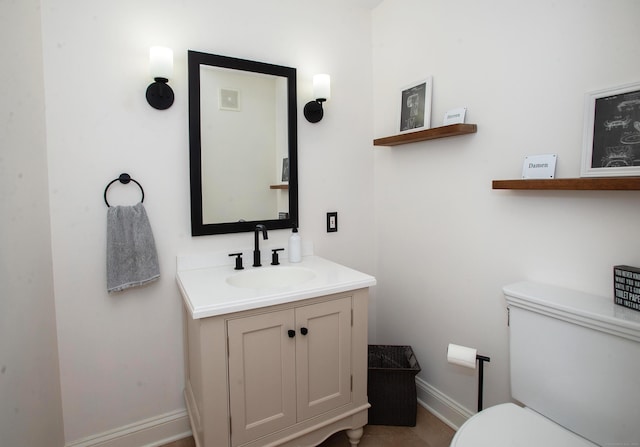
[161,405,455,447]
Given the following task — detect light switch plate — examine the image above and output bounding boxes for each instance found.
[327,212,338,232]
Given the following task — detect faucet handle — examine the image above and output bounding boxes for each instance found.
[229,252,244,270]
[271,248,285,265]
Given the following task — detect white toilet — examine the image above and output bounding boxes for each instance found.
[451,281,640,447]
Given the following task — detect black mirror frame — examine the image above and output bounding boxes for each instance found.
[188,50,298,235]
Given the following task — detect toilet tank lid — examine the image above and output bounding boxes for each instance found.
[503,281,640,343]
[451,403,596,447]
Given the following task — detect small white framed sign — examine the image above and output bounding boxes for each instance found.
[443,107,466,125]
[399,77,432,133]
[522,154,557,179]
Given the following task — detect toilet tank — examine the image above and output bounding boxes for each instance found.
[504,281,640,447]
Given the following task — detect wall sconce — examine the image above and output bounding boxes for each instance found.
[146,46,174,110]
[304,74,330,123]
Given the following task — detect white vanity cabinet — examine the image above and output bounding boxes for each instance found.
[183,288,370,447]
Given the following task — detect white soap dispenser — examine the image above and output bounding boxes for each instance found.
[288,227,301,263]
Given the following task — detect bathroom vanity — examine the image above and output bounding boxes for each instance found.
[177,254,376,447]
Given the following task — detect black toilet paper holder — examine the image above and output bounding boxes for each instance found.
[476,354,491,412]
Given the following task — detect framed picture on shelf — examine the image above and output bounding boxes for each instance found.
[281,157,289,182]
[581,81,640,177]
[399,77,432,133]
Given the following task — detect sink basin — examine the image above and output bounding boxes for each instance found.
[226,266,316,289]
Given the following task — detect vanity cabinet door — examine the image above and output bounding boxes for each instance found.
[227,309,297,446]
[296,297,352,421]
[227,296,353,446]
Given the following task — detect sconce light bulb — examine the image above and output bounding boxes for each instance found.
[149,46,173,80]
[304,73,330,123]
[147,46,174,110]
[313,74,330,101]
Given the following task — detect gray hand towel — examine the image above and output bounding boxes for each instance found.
[107,202,160,293]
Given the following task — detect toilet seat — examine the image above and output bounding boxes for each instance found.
[450,403,596,447]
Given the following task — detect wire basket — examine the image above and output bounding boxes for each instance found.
[367,345,421,426]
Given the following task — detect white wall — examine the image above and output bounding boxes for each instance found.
[16,0,639,443]
[372,0,640,423]
[0,1,65,446]
[39,0,376,443]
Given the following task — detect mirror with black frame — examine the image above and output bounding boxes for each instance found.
[188,50,298,235]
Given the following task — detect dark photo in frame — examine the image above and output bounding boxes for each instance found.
[399,77,432,133]
[582,82,640,177]
[281,157,289,182]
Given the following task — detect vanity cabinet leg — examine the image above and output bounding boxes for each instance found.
[345,427,364,446]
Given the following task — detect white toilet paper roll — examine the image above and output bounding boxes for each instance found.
[447,343,477,369]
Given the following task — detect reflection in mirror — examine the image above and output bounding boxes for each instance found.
[188,51,298,236]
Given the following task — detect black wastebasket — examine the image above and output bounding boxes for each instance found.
[367,345,421,426]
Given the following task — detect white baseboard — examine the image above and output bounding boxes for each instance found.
[63,380,466,446]
[415,376,473,431]
[65,409,191,447]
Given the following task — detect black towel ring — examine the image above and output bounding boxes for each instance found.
[104,173,145,207]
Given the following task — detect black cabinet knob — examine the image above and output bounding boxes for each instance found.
[300,327,308,335]
[288,329,296,338]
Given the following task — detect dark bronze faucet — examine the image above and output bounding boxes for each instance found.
[253,224,268,267]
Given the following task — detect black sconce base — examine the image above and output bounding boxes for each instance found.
[304,100,324,123]
[146,78,174,110]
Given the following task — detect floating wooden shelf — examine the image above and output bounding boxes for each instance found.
[492,177,640,191]
[373,123,477,147]
[270,184,288,190]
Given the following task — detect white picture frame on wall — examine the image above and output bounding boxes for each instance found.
[581,81,640,177]
[399,77,432,133]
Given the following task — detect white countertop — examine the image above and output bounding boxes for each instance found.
[177,255,376,319]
